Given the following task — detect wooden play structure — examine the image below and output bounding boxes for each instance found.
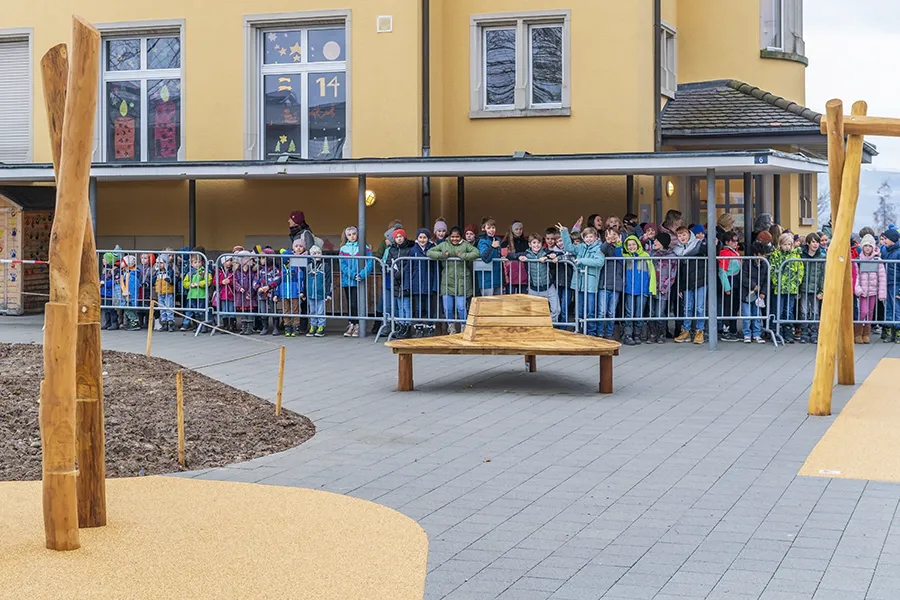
[810,100,900,416]
[38,17,106,550]
[386,295,621,393]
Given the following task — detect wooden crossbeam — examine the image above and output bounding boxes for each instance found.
[820,114,900,137]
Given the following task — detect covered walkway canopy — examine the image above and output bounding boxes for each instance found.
[0,149,825,182]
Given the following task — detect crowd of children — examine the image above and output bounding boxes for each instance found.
[97,214,900,346]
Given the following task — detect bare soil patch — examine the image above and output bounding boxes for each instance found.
[0,343,315,480]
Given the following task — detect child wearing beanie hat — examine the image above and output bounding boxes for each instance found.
[409,228,438,337]
[881,227,900,343]
[384,227,415,338]
[853,233,886,343]
[649,231,677,343]
[433,218,448,243]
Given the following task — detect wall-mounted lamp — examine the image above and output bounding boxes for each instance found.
[365,189,377,206]
[666,181,675,197]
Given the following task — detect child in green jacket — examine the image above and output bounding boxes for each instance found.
[427,227,480,333]
[769,233,804,343]
[181,253,211,332]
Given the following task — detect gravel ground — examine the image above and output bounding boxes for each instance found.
[0,343,315,480]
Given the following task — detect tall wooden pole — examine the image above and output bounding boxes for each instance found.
[824,101,856,386]
[40,16,100,550]
[809,100,867,416]
[41,41,107,529]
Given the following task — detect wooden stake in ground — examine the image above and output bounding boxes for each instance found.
[809,100,867,416]
[41,40,107,530]
[146,299,156,357]
[176,369,185,467]
[39,16,100,550]
[275,346,286,417]
[823,101,856,387]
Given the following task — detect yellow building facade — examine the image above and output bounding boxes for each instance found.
[0,0,820,250]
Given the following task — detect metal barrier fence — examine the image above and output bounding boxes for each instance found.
[212,252,386,338]
[771,257,900,343]
[576,256,712,343]
[385,255,579,339]
[96,249,210,332]
[6,247,898,348]
[1,259,50,315]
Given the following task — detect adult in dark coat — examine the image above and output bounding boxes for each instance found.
[288,211,315,251]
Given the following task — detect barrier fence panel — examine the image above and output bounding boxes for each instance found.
[212,253,386,338]
[0,259,51,315]
[385,255,579,339]
[772,256,900,343]
[97,249,210,332]
[714,255,776,345]
[576,256,711,343]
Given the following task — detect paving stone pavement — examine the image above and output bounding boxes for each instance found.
[4,316,900,600]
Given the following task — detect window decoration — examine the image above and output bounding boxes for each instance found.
[102,34,182,161]
[259,25,347,159]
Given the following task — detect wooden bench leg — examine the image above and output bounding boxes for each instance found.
[599,355,613,394]
[525,355,536,373]
[398,354,414,391]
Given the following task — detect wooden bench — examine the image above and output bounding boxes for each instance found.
[385,295,621,393]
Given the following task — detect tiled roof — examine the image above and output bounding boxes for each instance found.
[660,80,822,136]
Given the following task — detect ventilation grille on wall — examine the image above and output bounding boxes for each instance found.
[377,15,393,33]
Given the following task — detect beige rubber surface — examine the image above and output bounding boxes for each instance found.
[799,358,900,483]
[0,476,428,599]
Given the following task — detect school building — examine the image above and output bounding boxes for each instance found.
[0,0,876,254]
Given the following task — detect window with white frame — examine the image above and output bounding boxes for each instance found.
[257,25,347,159]
[472,12,570,116]
[0,34,32,163]
[101,34,182,162]
[761,0,804,55]
[660,25,677,99]
[799,173,813,223]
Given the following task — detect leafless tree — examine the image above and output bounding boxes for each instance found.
[873,180,898,234]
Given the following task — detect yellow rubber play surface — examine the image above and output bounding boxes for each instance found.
[0,476,428,599]
[799,358,900,483]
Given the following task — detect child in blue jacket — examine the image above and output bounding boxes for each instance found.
[558,222,606,337]
[280,241,306,337]
[100,252,119,330]
[622,235,656,345]
[120,255,141,331]
[476,218,504,296]
[339,226,374,337]
[304,245,333,337]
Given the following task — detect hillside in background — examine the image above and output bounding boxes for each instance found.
[818,169,900,232]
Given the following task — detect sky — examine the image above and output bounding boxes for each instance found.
[805,1,900,171]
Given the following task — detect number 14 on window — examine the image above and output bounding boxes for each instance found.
[316,76,340,98]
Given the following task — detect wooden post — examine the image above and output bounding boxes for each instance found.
[275,346,286,417]
[824,101,856,386]
[809,100,868,416]
[176,369,185,467]
[41,41,106,529]
[40,16,100,550]
[146,299,156,357]
[525,355,537,373]
[599,355,613,394]
[398,354,414,391]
